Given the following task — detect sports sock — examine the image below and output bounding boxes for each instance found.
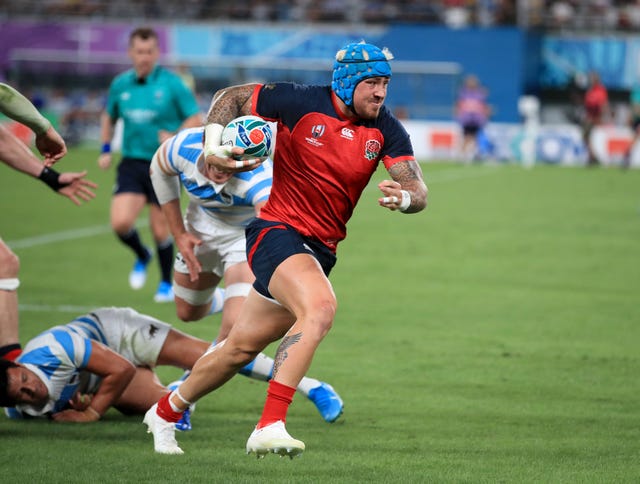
[0,343,22,361]
[238,353,319,398]
[156,238,174,283]
[256,380,296,429]
[238,353,274,381]
[156,392,183,422]
[208,287,225,314]
[295,377,321,398]
[117,229,150,261]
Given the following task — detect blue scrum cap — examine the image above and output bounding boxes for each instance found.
[332,41,394,107]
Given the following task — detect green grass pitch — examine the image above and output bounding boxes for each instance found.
[1,149,639,483]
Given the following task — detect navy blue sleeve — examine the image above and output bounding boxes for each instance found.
[256,83,334,131]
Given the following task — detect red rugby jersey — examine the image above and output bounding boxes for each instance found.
[252,82,415,252]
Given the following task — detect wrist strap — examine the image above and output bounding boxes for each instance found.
[101,142,111,154]
[38,167,65,192]
[203,123,229,158]
[398,190,411,212]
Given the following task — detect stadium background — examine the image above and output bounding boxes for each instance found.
[2,3,640,482]
[2,2,640,166]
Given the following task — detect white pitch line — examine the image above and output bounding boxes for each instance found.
[18,303,102,313]
[6,224,112,250]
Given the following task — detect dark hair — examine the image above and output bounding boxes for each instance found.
[0,359,19,407]
[129,27,158,45]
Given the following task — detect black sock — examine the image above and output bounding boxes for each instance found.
[117,229,150,261]
[157,239,174,283]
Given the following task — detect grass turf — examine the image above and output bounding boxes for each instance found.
[1,150,639,482]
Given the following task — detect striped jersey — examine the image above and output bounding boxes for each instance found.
[153,126,272,227]
[7,314,108,418]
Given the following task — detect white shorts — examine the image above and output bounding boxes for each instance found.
[174,203,247,278]
[89,307,171,367]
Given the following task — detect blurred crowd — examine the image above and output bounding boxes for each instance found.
[0,0,514,27]
[2,0,640,31]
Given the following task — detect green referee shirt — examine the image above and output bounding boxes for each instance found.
[106,65,201,160]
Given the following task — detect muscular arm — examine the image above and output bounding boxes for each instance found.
[0,83,51,135]
[52,341,136,422]
[203,84,262,172]
[0,124,46,176]
[0,84,67,163]
[205,83,257,127]
[378,159,428,213]
[150,140,203,279]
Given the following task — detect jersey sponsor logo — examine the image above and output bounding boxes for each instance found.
[364,139,381,160]
[341,127,354,140]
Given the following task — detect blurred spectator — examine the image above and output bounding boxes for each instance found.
[582,71,610,166]
[455,74,491,162]
[623,79,640,168]
[550,0,575,28]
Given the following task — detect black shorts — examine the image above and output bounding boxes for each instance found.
[245,218,337,299]
[114,157,159,205]
[462,123,482,136]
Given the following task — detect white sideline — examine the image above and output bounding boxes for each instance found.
[6,224,112,250]
[19,303,100,313]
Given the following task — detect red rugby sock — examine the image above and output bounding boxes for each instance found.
[256,380,296,429]
[156,392,183,423]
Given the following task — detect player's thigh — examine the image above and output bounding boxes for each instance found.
[269,253,336,320]
[174,270,221,291]
[156,329,211,368]
[110,192,146,230]
[229,288,296,351]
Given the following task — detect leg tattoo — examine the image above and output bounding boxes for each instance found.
[272,332,302,377]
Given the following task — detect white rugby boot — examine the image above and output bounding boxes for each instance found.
[143,403,184,455]
[246,420,305,459]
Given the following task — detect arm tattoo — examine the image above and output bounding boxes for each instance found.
[206,84,256,126]
[388,160,428,213]
[272,332,302,377]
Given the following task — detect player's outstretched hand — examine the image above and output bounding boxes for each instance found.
[36,126,67,166]
[58,170,98,206]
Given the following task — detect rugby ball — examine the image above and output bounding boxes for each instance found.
[221,115,273,160]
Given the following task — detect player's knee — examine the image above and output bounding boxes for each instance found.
[0,248,19,278]
[174,285,214,321]
[175,306,207,322]
[306,298,337,340]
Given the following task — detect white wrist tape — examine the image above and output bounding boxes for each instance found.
[0,278,20,290]
[398,190,411,212]
[203,123,229,158]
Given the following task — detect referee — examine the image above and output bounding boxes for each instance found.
[97,27,202,302]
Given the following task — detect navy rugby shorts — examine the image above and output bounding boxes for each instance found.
[245,218,337,299]
[114,157,159,204]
